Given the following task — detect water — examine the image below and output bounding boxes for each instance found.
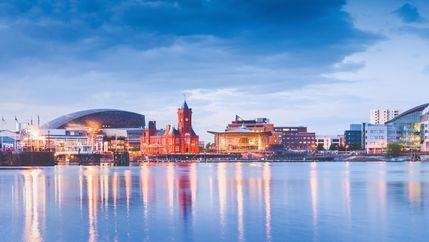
[0,162,428,242]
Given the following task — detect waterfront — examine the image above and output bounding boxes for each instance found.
[1,162,429,242]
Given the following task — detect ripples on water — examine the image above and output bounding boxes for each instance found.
[0,162,429,242]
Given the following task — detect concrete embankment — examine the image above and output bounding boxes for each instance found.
[0,151,56,166]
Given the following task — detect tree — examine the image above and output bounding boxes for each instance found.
[387,142,403,156]
[329,144,339,151]
[316,144,325,151]
[349,144,362,151]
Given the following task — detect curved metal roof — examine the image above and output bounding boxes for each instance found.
[385,103,429,124]
[42,109,145,129]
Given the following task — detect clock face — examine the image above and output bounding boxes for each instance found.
[185,118,189,122]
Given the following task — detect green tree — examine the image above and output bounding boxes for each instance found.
[348,144,362,151]
[329,144,339,151]
[316,144,325,151]
[387,142,403,156]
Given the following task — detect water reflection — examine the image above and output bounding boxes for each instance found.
[217,163,227,238]
[310,162,318,240]
[236,163,244,242]
[3,163,429,242]
[263,163,272,242]
[86,167,99,242]
[23,169,43,242]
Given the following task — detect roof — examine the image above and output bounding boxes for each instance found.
[385,103,429,124]
[182,101,189,110]
[42,109,145,129]
[208,124,271,135]
[225,124,253,133]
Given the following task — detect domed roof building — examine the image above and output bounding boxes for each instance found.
[42,109,145,129]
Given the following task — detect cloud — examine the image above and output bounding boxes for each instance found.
[0,0,386,140]
[394,3,427,23]
[0,0,379,67]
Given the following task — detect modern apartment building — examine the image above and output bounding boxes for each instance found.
[316,136,341,150]
[344,124,362,149]
[370,109,400,124]
[362,123,388,154]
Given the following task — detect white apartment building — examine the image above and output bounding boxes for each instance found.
[370,109,400,124]
[316,136,341,150]
[362,123,388,154]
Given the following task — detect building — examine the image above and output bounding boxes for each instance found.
[43,109,145,129]
[273,127,316,151]
[344,124,362,150]
[17,109,146,155]
[141,101,199,155]
[226,116,275,143]
[362,123,388,154]
[208,124,271,153]
[370,109,400,124]
[422,120,429,152]
[0,130,17,151]
[385,103,429,151]
[316,136,341,150]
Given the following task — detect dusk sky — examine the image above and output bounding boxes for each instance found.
[0,0,429,141]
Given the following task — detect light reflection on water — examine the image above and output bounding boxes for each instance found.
[1,162,429,242]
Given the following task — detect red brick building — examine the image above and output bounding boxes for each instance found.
[141,101,199,155]
[273,127,316,151]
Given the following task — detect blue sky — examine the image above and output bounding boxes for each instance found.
[0,0,428,141]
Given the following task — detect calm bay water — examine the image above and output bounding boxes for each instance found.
[0,162,429,242]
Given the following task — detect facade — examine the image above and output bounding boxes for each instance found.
[141,101,199,155]
[344,124,362,150]
[208,124,271,153]
[273,127,316,151]
[385,103,429,151]
[18,109,147,154]
[226,116,275,144]
[370,109,400,124]
[0,130,17,150]
[420,107,429,152]
[362,123,388,154]
[316,136,341,150]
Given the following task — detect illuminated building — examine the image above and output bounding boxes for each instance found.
[385,103,429,151]
[141,101,199,155]
[18,109,145,157]
[226,116,275,144]
[208,124,271,153]
[272,127,316,151]
[422,107,429,152]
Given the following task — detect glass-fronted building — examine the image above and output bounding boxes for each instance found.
[385,103,429,151]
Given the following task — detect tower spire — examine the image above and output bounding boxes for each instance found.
[182,94,189,110]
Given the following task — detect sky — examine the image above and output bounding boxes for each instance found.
[0,0,428,142]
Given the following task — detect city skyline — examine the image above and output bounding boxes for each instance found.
[0,0,429,142]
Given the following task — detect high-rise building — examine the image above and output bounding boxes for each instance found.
[370,109,400,124]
